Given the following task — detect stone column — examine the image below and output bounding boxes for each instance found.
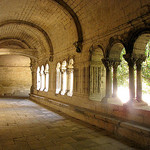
[124,54,135,101]
[112,61,120,97]
[67,68,74,96]
[61,69,64,94]
[67,68,71,92]
[90,66,94,95]
[44,72,46,91]
[61,68,67,95]
[56,68,60,93]
[102,58,112,98]
[40,70,42,91]
[136,56,146,101]
[59,70,61,92]
[30,60,36,94]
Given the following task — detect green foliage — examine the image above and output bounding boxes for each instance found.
[117,41,150,93]
[117,48,129,87]
[142,41,150,93]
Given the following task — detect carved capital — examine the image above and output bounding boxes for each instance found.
[123,54,136,67]
[30,59,37,72]
[102,58,113,70]
[67,68,74,73]
[112,61,120,68]
[136,56,146,69]
[61,69,66,73]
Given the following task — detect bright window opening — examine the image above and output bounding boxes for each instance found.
[142,41,150,105]
[40,65,45,91]
[61,61,67,95]
[45,64,49,92]
[117,48,129,103]
[67,59,74,97]
[56,63,61,94]
[37,67,40,90]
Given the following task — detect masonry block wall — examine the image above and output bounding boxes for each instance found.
[32,0,150,112]
[29,0,150,148]
[0,55,31,97]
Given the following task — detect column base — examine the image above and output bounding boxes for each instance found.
[123,99,148,107]
[101,97,123,105]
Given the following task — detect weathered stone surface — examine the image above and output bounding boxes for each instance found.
[0,98,139,150]
[0,55,31,97]
[30,94,150,149]
[0,1,150,149]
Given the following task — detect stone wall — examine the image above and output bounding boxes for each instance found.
[29,0,150,148]
[0,0,149,148]
[31,0,150,108]
[0,55,31,97]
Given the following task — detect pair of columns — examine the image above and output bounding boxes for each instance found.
[67,68,74,96]
[124,54,146,103]
[60,68,74,96]
[102,55,146,105]
[102,58,120,99]
[30,62,36,93]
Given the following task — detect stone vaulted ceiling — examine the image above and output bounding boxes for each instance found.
[0,0,149,61]
[0,0,81,60]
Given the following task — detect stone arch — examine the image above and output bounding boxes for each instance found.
[106,37,126,59]
[132,31,150,103]
[122,28,150,102]
[0,49,37,60]
[127,27,150,54]
[109,42,128,102]
[109,42,125,61]
[0,38,29,49]
[0,20,53,61]
[133,33,150,57]
[89,45,106,101]
[0,38,38,59]
[101,40,127,104]
[55,0,83,52]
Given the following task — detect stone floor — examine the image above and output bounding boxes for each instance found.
[0,98,140,150]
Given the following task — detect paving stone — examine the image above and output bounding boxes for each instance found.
[0,98,139,150]
[45,143,75,150]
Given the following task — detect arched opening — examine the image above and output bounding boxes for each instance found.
[61,61,67,95]
[67,59,74,97]
[133,33,150,105]
[109,42,129,103]
[40,65,45,91]
[142,41,150,105]
[89,46,106,101]
[37,66,41,90]
[45,64,49,92]
[56,63,61,94]
[117,48,129,103]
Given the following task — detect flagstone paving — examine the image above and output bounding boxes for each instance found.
[0,98,139,150]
